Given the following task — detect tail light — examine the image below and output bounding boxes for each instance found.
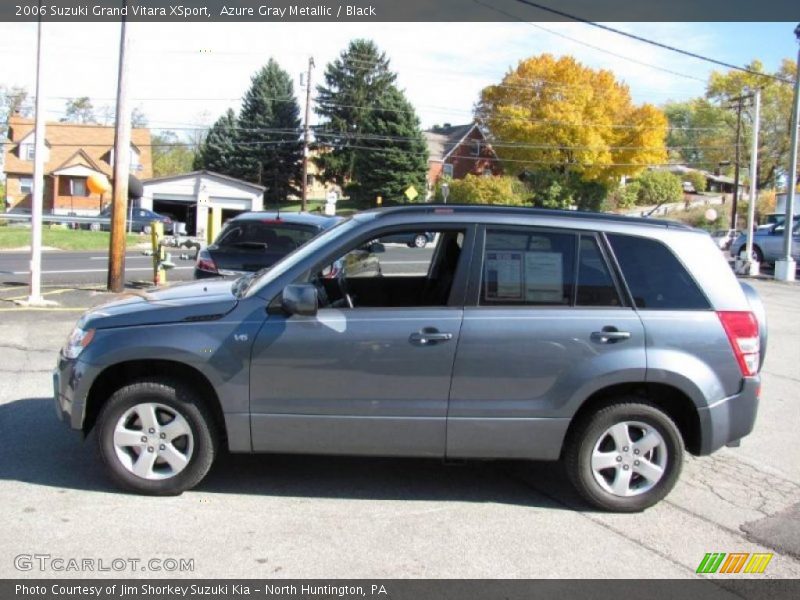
[196,249,218,274]
[717,311,760,377]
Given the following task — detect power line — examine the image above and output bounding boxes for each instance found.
[505,0,794,85]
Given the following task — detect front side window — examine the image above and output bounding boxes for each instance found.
[576,236,621,307]
[607,234,709,310]
[481,228,575,306]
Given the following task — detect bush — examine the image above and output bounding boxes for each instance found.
[446,175,528,206]
[636,170,683,206]
[607,181,641,210]
[683,171,707,194]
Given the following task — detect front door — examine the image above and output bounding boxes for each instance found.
[249,227,472,457]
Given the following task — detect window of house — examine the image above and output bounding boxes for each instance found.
[472,140,481,156]
[607,234,710,310]
[442,164,454,178]
[20,177,33,195]
[70,178,87,196]
[576,236,621,307]
[481,229,575,306]
[311,229,466,309]
[24,144,35,161]
[482,167,493,177]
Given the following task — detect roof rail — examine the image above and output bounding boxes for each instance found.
[364,204,692,229]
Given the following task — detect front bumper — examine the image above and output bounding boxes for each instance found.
[52,354,98,431]
[697,377,760,455]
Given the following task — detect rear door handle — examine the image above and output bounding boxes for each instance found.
[591,328,631,344]
[409,329,453,346]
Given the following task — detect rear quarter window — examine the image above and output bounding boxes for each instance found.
[607,233,710,310]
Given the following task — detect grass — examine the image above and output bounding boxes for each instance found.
[0,227,143,251]
[273,197,367,217]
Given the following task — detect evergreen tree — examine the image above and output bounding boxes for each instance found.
[193,108,239,175]
[354,87,428,202]
[238,59,303,204]
[315,39,427,202]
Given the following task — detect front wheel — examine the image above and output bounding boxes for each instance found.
[96,379,219,495]
[564,400,684,512]
[412,234,428,248]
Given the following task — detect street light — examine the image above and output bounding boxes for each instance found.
[775,23,800,282]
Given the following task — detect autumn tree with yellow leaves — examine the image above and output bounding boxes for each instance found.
[476,54,669,209]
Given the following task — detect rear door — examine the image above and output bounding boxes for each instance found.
[447,225,646,460]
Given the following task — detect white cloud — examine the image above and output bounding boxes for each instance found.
[0,21,731,134]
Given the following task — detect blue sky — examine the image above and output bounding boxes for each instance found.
[0,21,797,133]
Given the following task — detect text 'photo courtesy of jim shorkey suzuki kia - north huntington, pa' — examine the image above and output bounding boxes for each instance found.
[53,205,767,512]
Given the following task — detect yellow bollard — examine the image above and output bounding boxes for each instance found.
[151,221,165,285]
[207,206,222,245]
[376,196,382,206]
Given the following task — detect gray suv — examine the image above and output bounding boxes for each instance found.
[54,206,766,512]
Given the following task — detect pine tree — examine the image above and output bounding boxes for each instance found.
[355,87,428,202]
[193,108,239,175]
[237,59,303,204]
[315,39,427,202]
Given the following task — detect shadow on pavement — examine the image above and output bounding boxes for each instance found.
[0,397,580,511]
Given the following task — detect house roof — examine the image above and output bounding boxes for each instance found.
[142,170,266,192]
[658,164,744,187]
[423,123,479,162]
[3,114,153,179]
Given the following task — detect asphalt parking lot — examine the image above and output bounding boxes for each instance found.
[0,277,798,580]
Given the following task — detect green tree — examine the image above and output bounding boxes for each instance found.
[314,39,399,187]
[193,108,240,175]
[663,99,732,169]
[348,87,428,202]
[237,59,303,203]
[684,170,707,194]
[1,85,30,139]
[705,59,798,189]
[151,131,195,177]
[63,96,96,123]
[635,170,683,206]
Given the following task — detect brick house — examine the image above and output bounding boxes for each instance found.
[424,123,502,191]
[2,114,152,215]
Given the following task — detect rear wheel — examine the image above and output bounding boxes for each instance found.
[412,234,428,248]
[96,378,218,495]
[564,400,684,512]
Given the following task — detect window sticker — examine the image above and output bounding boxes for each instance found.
[484,251,523,300]
[524,252,564,303]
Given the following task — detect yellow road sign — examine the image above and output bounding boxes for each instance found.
[404,185,419,201]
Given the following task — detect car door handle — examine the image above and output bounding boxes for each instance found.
[591,328,631,344]
[409,329,453,346]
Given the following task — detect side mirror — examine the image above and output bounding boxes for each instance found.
[281,283,318,316]
[368,242,386,254]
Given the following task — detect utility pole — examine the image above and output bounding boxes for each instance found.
[107,9,131,292]
[25,12,46,306]
[730,96,744,230]
[301,56,314,213]
[775,23,800,282]
[742,88,761,276]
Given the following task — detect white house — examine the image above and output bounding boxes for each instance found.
[141,171,265,238]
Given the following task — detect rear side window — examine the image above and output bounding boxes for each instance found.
[216,221,317,250]
[481,229,575,306]
[607,234,709,310]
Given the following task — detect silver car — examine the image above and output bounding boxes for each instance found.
[54,205,766,512]
[730,218,800,264]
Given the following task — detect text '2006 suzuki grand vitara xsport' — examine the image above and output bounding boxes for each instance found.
[54,205,766,512]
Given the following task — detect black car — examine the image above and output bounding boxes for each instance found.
[95,207,173,234]
[195,212,342,279]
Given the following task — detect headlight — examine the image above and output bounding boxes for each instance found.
[63,327,95,359]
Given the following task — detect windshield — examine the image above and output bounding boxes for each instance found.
[242,217,362,298]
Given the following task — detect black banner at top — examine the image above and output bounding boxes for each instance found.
[3,0,800,22]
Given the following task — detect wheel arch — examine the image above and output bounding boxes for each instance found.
[83,359,227,447]
[563,382,702,456]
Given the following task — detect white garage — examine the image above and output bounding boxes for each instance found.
[140,171,265,238]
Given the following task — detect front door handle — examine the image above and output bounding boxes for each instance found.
[591,327,631,344]
[409,328,453,346]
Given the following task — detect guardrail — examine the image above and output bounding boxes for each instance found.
[0,213,111,225]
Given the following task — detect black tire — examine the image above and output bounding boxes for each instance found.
[564,399,684,512]
[413,234,428,248]
[752,245,764,264]
[95,378,219,495]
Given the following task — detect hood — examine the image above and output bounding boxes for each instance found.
[80,279,238,330]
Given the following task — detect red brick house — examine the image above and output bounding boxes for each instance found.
[3,114,152,215]
[424,123,502,191]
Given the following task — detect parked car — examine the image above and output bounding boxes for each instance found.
[194,212,342,279]
[681,181,696,194]
[710,229,739,251]
[378,231,434,248]
[95,207,173,234]
[54,205,765,512]
[730,219,800,264]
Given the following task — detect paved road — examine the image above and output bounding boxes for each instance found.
[0,245,433,286]
[0,279,798,579]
